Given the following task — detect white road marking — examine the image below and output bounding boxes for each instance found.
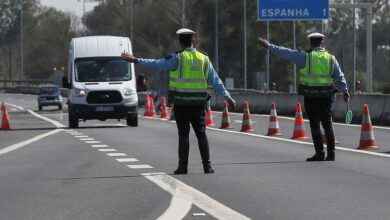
[93,123,126,127]
[80,138,95,141]
[0,129,63,155]
[142,172,250,220]
[143,115,390,159]
[75,135,89,138]
[98,149,117,152]
[70,133,84,135]
[27,110,66,128]
[5,103,23,110]
[107,153,127,157]
[86,141,101,144]
[91,144,108,148]
[116,158,138,162]
[127,164,153,169]
[217,110,390,130]
[192,213,206,216]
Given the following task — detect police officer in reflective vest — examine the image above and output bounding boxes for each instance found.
[122,28,236,173]
[258,33,349,161]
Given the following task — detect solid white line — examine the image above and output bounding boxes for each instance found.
[127,164,153,169]
[142,115,390,159]
[98,149,117,152]
[91,144,108,148]
[142,172,250,220]
[80,138,95,141]
[5,103,24,110]
[116,158,139,162]
[86,141,101,144]
[0,129,63,155]
[215,110,390,130]
[27,110,66,128]
[107,153,127,157]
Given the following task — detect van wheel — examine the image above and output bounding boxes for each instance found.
[127,115,138,127]
[59,105,62,110]
[38,105,42,111]
[69,113,79,128]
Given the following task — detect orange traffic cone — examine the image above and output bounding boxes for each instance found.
[160,97,169,119]
[357,104,378,150]
[291,102,308,140]
[205,101,215,126]
[240,101,254,132]
[266,102,282,136]
[220,101,233,129]
[169,104,175,121]
[1,101,10,130]
[144,95,156,117]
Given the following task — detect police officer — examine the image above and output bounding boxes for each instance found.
[258,33,349,161]
[121,28,236,173]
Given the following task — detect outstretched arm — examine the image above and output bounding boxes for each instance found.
[121,52,178,71]
[258,38,306,68]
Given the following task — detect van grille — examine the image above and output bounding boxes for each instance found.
[86,91,122,104]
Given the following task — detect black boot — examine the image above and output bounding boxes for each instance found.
[325,151,335,161]
[174,163,188,175]
[306,152,325,162]
[203,163,214,174]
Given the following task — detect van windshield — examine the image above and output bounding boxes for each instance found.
[75,57,131,82]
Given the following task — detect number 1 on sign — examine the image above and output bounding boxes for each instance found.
[323,8,327,16]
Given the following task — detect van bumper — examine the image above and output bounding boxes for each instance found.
[69,103,138,120]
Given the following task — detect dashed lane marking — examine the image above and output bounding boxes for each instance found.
[91,144,108,148]
[80,138,95,141]
[76,135,89,138]
[127,164,153,169]
[85,141,102,144]
[107,153,127,157]
[98,149,117,152]
[116,158,139,162]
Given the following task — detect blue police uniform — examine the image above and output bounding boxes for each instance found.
[137,47,232,173]
[267,43,349,161]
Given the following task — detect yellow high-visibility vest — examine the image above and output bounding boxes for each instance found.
[298,50,336,97]
[169,50,209,105]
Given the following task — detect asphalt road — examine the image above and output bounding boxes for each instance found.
[1,93,390,220]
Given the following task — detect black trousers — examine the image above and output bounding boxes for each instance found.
[304,96,335,153]
[174,105,211,165]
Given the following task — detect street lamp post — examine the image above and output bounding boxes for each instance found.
[20,0,24,81]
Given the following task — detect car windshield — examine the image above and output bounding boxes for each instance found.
[40,87,59,95]
[75,57,131,82]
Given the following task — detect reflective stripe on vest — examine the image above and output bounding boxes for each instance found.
[298,50,335,97]
[169,50,209,105]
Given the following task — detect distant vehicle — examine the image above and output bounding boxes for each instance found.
[62,36,138,128]
[37,85,63,110]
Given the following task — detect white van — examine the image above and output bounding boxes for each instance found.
[63,36,138,128]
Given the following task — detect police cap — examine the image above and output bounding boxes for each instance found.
[307,32,325,39]
[176,28,196,35]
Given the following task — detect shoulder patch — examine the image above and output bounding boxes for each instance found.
[327,51,334,55]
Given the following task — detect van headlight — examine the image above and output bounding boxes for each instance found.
[72,89,86,97]
[123,88,135,96]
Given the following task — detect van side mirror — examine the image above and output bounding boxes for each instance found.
[62,76,70,88]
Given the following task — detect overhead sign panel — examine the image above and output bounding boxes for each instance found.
[258,0,329,20]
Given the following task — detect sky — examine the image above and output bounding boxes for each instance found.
[39,0,99,17]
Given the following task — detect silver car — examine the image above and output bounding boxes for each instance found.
[38,86,63,110]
